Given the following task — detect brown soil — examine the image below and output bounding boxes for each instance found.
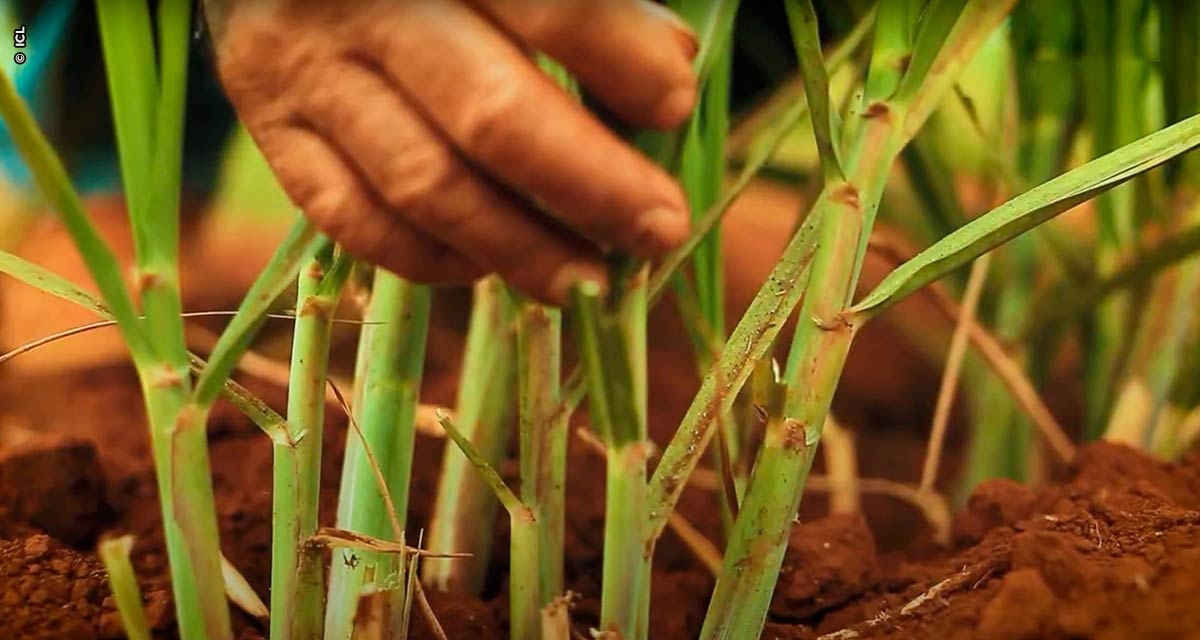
[1,365,1198,639]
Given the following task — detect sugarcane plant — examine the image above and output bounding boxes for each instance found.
[5,1,1200,640]
[0,1,330,638]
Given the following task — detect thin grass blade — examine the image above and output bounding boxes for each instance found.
[99,535,152,640]
[784,0,844,182]
[852,113,1200,317]
[192,219,326,407]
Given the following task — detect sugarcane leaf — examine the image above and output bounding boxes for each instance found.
[863,0,923,103]
[192,219,327,407]
[644,7,873,310]
[0,249,110,316]
[784,0,844,182]
[636,0,741,168]
[95,0,157,254]
[851,111,1200,317]
[0,247,294,443]
[436,413,525,515]
[0,67,151,362]
[893,0,969,104]
[98,536,152,640]
[647,206,823,539]
[671,0,741,83]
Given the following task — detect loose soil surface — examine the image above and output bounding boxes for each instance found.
[1,365,1198,639]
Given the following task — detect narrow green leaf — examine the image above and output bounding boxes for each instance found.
[99,536,152,640]
[0,67,152,363]
[0,249,110,317]
[862,0,922,103]
[784,0,844,182]
[569,282,642,448]
[672,0,741,84]
[95,0,157,252]
[192,219,327,407]
[892,0,969,104]
[647,207,822,539]
[437,414,524,515]
[636,0,741,169]
[0,250,293,445]
[852,112,1200,317]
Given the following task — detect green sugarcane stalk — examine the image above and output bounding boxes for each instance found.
[570,281,649,640]
[700,2,992,635]
[701,117,905,638]
[1082,0,1153,439]
[509,506,542,640]
[1109,0,1200,448]
[93,2,233,636]
[326,272,431,640]
[99,536,152,640]
[517,299,567,603]
[424,277,516,595]
[271,248,348,640]
[963,0,1079,488]
[673,7,739,534]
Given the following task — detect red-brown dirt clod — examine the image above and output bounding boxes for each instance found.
[0,434,110,547]
[952,478,1037,547]
[770,513,878,621]
[0,534,109,639]
[5,366,1200,639]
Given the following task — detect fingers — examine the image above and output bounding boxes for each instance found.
[359,2,692,260]
[465,0,698,129]
[253,124,485,286]
[298,60,609,306]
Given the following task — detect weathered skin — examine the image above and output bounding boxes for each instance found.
[202,0,698,305]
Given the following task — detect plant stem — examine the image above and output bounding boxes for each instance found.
[1082,0,1152,439]
[99,536,152,640]
[94,2,234,635]
[700,2,996,633]
[570,282,648,640]
[701,111,905,637]
[509,506,542,640]
[271,249,346,640]
[1109,0,1200,446]
[424,277,516,595]
[920,255,990,494]
[517,299,567,603]
[326,272,431,640]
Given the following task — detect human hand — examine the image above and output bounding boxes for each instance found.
[205,0,698,305]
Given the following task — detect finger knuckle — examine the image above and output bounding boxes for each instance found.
[377,146,461,217]
[521,2,597,45]
[456,76,525,156]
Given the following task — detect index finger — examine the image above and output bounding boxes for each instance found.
[467,0,699,129]
[355,2,693,259]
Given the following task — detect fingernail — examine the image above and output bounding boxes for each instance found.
[653,83,697,129]
[636,1,699,59]
[548,261,608,306]
[634,206,689,256]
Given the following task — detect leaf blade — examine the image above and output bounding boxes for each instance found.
[852,111,1200,317]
